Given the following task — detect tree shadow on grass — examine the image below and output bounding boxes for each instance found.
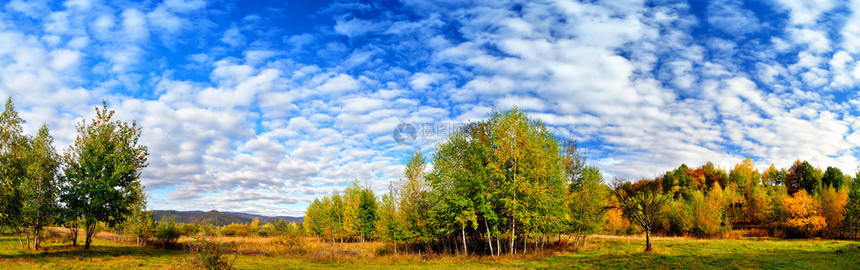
[0,234,184,261]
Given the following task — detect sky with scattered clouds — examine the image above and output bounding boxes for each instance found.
[2,0,860,216]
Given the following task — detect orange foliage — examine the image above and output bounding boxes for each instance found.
[783,190,826,237]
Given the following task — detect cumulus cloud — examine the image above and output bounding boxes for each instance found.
[1,0,859,217]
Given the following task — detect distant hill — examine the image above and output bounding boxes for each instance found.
[222,211,304,224]
[152,210,303,226]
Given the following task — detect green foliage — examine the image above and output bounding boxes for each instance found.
[62,101,149,250]
[358,185,377,240]
[154,218,181,246]
[821,167,846,190]
[566,165,609,237]
[181,223,201,236]
[787,161,821,195]
[125,209,155,246]
[843,175,860,238]
[0,97,27,244]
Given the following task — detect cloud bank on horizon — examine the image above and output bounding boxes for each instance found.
[1,0,859,216]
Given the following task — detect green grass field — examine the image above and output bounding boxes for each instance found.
[1,232,858,269]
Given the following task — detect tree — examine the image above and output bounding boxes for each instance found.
[783,190,826,238]
[843,174,860,238]
[357,186,377,242]
[612,178,671,252]
[821,167,846,190]
[565,165,608,248]
[399,150,430,250]
[63,102,149,250]
[818,187,847,238]
[786,160,820,195]
[20,125,61,249]
[0,97,26,247]
[427,128,483,255]
[375,183,404,254]
[729,157,760,193]
[762,164,782,186]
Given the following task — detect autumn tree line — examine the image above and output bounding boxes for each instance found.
[632,158,860,240]
[305,108,860,254]
[0,97,149,250]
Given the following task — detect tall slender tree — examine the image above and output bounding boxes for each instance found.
[0,97,26,247]
[20,125,61,249]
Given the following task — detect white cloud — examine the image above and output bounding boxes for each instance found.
[221,26,245,47]
[121,9,150,42]
[775,0,837,25]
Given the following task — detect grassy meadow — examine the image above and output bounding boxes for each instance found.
[1,230,859,269]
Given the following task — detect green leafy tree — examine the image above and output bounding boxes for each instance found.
[844,174,860,238]
[427,129,481,255]
[304,198,324,240]
[787,160,820,195]
[821,167,846,190]
[565,165,608,248]
[399,150,430,250]
[358,185,377,242]
[375,184,404,254]
[63,102,149,250]
[20,125,61,249]
[0,97,27,247]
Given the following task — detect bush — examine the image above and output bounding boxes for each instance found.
[154,219,181,247]
[220,224,250,237]
[182,237,235,270]
[273,229,306,255]
[219,227,237,237]
[181,223,201,236]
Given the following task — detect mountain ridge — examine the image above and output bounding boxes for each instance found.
[152,210,303,226]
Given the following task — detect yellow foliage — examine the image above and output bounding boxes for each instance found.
[818,187,848,237]
[604,207,629,234]
[783,190,826,237]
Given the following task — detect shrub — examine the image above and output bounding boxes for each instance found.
[154,219,182,247]
[183,237,236,270]
[220,224,250,237]
[219,227,237,237]
[273,228,306,255]
[181,223,201,236]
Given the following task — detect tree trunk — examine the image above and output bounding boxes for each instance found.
[485,218,494,257]
[645,229,652,252]
[15,228,24,249]
[25,228,32,249]
[34,229,41,250]
[523,235,527,254]
[69,220,80,247]
[462,226,468,256]
[510,218,515,255]
[85,222,96,250]
[496,238,501,256]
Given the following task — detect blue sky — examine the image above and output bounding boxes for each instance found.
[2,0,860,216]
